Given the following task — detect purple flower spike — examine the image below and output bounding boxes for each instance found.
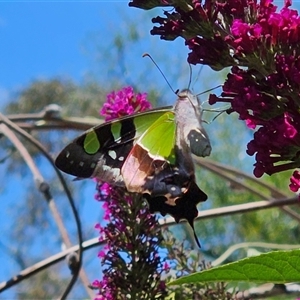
[93,87,167,299]
[128,0,300,193]
[290,170,300,193]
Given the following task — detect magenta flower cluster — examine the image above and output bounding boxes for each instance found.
[93,188,168,300]
[129,0,300,193]
[101,86,151,121]
[92,87,167,299]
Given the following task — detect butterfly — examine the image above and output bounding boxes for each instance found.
[55,89,211,247]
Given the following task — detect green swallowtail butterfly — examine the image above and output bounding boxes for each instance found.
[55,89,211,247]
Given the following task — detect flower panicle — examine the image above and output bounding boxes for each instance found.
[93,87,167,299]
[128,0,300,193]
[94,186,168,299]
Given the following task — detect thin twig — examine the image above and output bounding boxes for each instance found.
[1,195,299,293]
[0,113,90,299]
[195,158,300,222]
[0,237,99,292]
[158,195,300,227]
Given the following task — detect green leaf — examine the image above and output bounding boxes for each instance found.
[169,249,300,285]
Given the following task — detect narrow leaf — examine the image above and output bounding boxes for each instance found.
[169,249,300,285]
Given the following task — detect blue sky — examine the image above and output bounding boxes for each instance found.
[0,1,160,103]
[0,1,215,108]
[0,0,297,99]
[1,2,95,89]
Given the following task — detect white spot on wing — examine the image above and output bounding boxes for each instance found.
[108,150,117,160]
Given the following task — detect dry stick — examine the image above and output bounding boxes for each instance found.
[158,195,300,227]
[7,113,103,131]
[194,157,300,222]
[198,158,291,198]
[0,124,73,249]
[0,237,99,293]
[1,194,299,294]
[0,117,92,299]
[4,112,300,295]
[183,156,300,246]
[235,283,300,300]
[6,105,171,131]
[0,123,86,299]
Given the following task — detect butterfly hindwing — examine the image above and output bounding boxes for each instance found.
[145,180,207,247]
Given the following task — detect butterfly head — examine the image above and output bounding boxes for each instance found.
[177,89,202,118]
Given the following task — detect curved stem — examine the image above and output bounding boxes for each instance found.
[0,113,90,299]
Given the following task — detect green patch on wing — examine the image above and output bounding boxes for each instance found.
[138,112,176,164]
[111,122,122,142]
[84,129,101,154]
[107,110,174,146]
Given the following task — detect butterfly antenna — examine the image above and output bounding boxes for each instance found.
[143,53,179,95]
[196,84,223,97]
[202,107,231,124]
[193,64,204,87]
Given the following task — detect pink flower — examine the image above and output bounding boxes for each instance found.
[97,245,109,259]
[100,86,151,121]
[289,171,300,192]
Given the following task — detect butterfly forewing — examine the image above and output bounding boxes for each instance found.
[55,108,172,183]
[137,112,176,163]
